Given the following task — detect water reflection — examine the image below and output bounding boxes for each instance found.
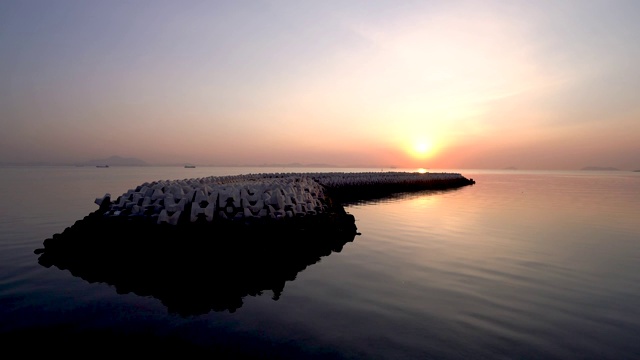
[35,216,357,316]
[340,186,468,206]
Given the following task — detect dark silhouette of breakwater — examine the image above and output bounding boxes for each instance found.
[35,209,357,316]
[321,175,475,204]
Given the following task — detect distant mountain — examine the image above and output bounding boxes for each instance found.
[581,166,619,171]
[79,156,148,167]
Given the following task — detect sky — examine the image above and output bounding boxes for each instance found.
[1,0,639,170]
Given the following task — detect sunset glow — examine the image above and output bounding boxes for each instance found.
[1,1,639,170]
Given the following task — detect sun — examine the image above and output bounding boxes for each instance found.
[396,136,440,166]
[415,142,430,154]
[410,140,434,159]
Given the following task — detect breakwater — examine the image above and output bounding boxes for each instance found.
[35,172,474,257]
[34,171,474,313]
[91,171,475,226]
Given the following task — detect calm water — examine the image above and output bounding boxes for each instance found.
[1,166,639,358]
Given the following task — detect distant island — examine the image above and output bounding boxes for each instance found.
[580,166,620,171]
[76,156,148,167]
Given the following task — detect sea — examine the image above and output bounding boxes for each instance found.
[1,166,639,359]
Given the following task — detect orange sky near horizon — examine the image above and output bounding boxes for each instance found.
[1,1,639,170]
